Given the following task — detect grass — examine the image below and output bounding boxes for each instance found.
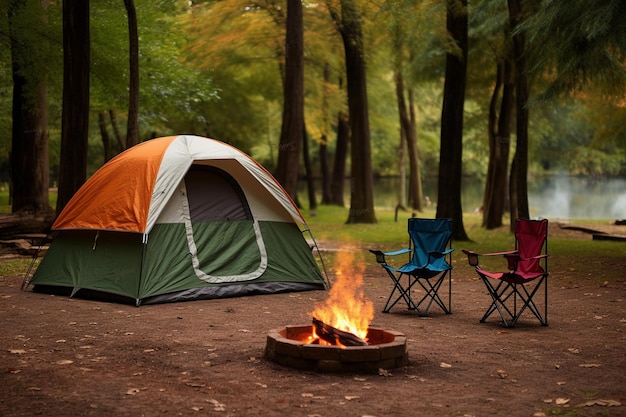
[304,205,625,283]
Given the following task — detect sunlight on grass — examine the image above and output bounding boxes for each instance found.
[0,258,32,277]
[304,205,625,283]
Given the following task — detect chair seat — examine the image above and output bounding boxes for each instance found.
[476,267,546,284]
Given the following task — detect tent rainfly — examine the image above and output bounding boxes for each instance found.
[28,135,328,305]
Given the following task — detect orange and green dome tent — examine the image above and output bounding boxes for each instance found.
[29,135,327,305]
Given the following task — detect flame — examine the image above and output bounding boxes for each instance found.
[309,250,374,342]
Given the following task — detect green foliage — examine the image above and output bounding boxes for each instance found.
[0,0,624,195]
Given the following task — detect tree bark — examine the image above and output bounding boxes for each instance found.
[408,88,424,211]
[274,0,304,199]
[98,111,113,163]
[436,0,469,241]
[330,111,349,206]
[9,0,51,214]
[124,0,139,147]
[483,57,513,229]
[303,126,317,211]
[508,0,530,226]
[335,0,376,224]
[57,0,90,215]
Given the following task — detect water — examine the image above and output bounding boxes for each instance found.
[302,176,626,220]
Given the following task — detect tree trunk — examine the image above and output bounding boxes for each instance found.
[57,0,90,215]
[98,111,113,162]
[319,139,333,204]
[337,0,376,224]
[109,109,125,151]
[394,70,408,210]
[9,0,51,214]
[436,0,469,241]
[483,57,513,229]
[408,88,424,211]
[508,0,530,224]
[396,73,422,212]
[330,111,349,206]
[303,125,317,211]
[274,0,304,199]
[124,0,139,147]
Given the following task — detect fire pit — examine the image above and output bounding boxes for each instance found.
[265,325,408,373]
[265,251,408,372]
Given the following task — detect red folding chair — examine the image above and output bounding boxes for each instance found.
[463,218,549,327]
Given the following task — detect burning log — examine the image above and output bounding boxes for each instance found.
[312,318,368,346]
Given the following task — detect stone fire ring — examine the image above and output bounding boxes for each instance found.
[265,325,408,373]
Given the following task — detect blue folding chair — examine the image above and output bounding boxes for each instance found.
[370,218,453,316]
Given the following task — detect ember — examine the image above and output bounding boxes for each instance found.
[311,317,368,346]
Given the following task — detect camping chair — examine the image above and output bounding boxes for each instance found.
[463,218,549,327]
[369,218,453,316]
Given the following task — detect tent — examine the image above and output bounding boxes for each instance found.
[29,135,328,305]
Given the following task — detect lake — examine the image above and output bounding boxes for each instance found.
[302,175,626,220]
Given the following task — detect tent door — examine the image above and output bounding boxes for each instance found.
[182,165,268,283]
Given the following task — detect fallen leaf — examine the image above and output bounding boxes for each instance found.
[378,368,392,377]
[8,349,27,355]
[579,363,601,368]
[126,388,140,395]
[439,362,452,368]
[254,382,267,388]
[207,399,225,411]
[555,398,570,405]
[344,395,360,400]
[567,348,580,354]
[56,360,74,365]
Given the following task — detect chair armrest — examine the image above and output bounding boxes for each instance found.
[369,248,411,264]
[427,248,454,260]
[462,249,517,267]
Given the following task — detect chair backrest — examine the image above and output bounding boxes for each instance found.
[408,218,453,268]
[514,218,548,276]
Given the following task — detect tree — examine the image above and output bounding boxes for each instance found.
[524,0,626,100]
[8,0,51,214]
[274,0,304,199]
[482,55,514,229]
[328,0,377,224]
[124,0,139,147]
[56,0,90,215]
[507,0,530,224]
[436,0,468,240]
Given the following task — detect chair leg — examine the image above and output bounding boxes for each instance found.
[382,271,418,313]
[510,276,548,326]
[481,276,548,327]
[413,271,452,316]
[480,278,517,327]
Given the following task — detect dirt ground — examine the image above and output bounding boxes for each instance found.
[1,224,625,417]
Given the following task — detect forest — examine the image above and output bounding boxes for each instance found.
[1,0,625,237]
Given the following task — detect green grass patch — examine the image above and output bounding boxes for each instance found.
[304,206,625,283]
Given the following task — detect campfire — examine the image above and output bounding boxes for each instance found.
[265,250,408,372]
[306,251,373,347]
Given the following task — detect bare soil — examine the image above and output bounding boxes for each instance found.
[1,223,625,417]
